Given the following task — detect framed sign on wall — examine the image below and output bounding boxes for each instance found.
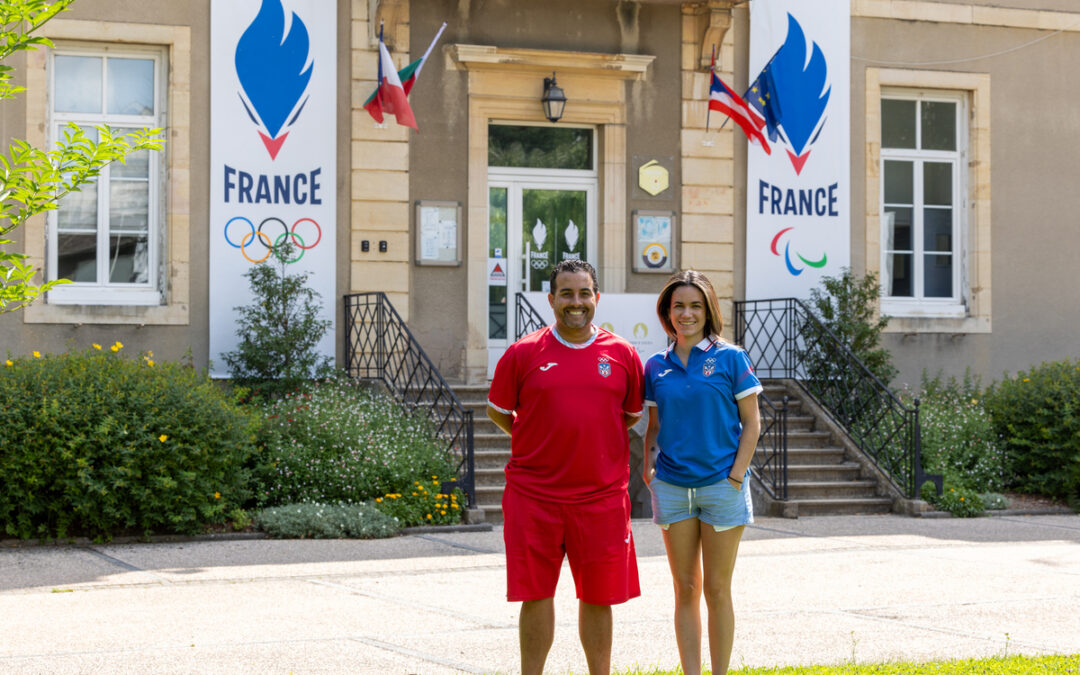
[415,200,461,266]
[633,210,675,274]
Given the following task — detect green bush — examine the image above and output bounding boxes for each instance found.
[805,268,897,386]
[222,242,333,400]
[914,371,1008,493]
[252,378,456,508]
[922,482,984,518]
[0,345,259,539]
[375,479,465,526]
[256,502,399,539]
[980,492,1008,510]
[984,359,1080,505]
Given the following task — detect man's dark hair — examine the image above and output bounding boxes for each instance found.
[549,260,598,294]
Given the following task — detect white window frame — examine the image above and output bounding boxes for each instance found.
[880,88,968,319]
[46,43,166,306]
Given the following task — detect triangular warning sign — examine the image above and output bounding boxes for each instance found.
[493,263,503,274]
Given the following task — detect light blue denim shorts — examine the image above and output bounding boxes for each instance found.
[648,475,754,531]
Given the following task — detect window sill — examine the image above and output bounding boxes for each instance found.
[22,296,189,326]
[883,313,990,335]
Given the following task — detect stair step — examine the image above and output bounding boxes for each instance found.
[782,431,833,447]
[474,449,512,469]
[785,462,863,481]
[788,497,893,516]
[784,480,880,499]
[756,447,845,464]
[475,467,508,486]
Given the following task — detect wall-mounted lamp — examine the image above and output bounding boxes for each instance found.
[541,72,567,123]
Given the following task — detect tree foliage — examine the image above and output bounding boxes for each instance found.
[0,0,165,313]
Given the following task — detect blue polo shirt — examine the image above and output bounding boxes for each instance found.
[644,338,763,488]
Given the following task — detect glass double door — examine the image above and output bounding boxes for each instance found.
[487,178,596,376]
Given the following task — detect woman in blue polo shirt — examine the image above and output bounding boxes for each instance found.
[643,270,762,675]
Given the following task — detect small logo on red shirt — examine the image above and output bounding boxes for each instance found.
[539,362,558,371]
[598,355,611,378]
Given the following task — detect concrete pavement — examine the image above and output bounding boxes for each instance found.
[2,513,1079,674]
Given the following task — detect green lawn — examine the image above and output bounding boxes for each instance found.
[614,654,1080,675]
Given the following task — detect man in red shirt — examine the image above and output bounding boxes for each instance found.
[487,259,644,675]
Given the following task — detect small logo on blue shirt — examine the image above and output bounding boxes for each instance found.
[657,368,673,378]
[598,356,611,378]
[703,357,716,377]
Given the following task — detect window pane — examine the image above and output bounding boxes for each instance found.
[489,286,507,340]
[884,160,913,204]
[883,207,912,251]
[923,162,952,206]
[58,184,98,230]
[110,182,149,231]
[887,252,913,297]
[882,99,916,149]
[489,187,508,340]
[921,101,956,151]
[489,125,593,170]
[924,253,952,297]
[109,233,149,283]
[57,233,97,281]
[924,208,952,252]
[54,55,102,113]
[112,147,150,179]
[107,58,155,115]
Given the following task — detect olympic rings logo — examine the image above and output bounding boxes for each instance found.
[224,216,323,264]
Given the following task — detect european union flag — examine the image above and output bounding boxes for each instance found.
[746,62,784,144]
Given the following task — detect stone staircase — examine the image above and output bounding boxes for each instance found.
[757,381,894,517]
[450,380,894,523]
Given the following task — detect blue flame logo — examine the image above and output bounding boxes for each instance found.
[763,14,831,174]
[235,0,313,160]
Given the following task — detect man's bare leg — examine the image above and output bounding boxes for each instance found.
[520,597,555,675]
[579,600,613,675]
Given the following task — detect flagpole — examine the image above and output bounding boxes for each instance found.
[414,22,447,82]
[706,45,714,133]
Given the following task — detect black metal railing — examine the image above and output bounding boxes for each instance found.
[344,292,475,506]
[735,298,941,499]
[515,292,547,341]
[754,392,789,500]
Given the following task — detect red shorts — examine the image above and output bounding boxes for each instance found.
[502,484,640,605]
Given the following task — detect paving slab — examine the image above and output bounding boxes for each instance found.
[0,514,1077,674]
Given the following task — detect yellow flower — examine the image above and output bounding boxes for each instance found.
[146,360,155,367]
[432,480,439,486]
[214,492,221,500]
[92,343,102,350]
[159,434,168,442]
[970,399,978,405]
[960,497,965,502]
[426,514,432,520]
[1023,378,1030,382]
[452,504,459,510]
[32,351,41,358]
[412,491,418,496]
[110,345,120,353]
[431,475,438,480]
[147,350,154,358]
[375,497,383,503]
[440,510,447,516]
[4,360,11,367]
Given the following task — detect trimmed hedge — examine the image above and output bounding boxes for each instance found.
[0,346,258,539]
[984,359,1080,506]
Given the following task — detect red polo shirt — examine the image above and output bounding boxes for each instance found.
[488,325,644,504]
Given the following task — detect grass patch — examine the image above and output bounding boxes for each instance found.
[609,654,1080,675]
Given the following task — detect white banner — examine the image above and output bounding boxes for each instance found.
[522,292,667,367]
[209,0,336,377]
[746,0,850,300]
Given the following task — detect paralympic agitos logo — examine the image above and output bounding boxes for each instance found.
[751,13,834,277]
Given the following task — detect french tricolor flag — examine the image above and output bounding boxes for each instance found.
[709,72,770,155]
